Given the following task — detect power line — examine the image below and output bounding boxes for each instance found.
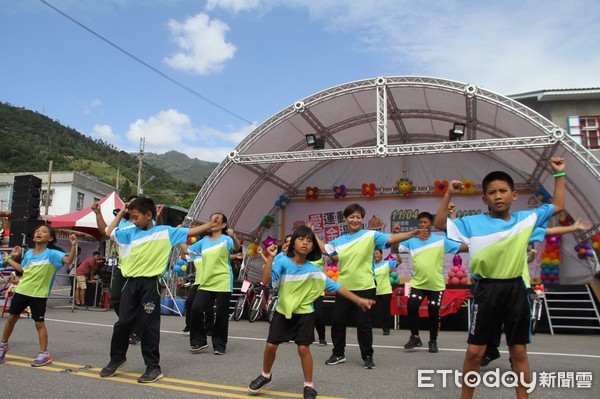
[39,0,255,125]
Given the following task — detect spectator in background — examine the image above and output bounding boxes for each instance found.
[75,251,101,307]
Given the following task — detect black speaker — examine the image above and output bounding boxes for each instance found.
[11,175,42,219]
[9,219,46,247]
[161,206,187,227]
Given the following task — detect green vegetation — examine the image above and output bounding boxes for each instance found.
[0,102,211,206]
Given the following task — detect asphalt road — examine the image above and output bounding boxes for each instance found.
[0,300,598,399]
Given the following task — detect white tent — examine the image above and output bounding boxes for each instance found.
[186,76,600,284]
[49,191,123,240]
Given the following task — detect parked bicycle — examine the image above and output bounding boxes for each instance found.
[530,286,544,335]
[233,280,268,322]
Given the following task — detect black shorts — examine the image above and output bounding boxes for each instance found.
[267,312,315,346]
[9,292,48,322]
[468,277,530,346]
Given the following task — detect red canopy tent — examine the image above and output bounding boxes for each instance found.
[49,191,124,240]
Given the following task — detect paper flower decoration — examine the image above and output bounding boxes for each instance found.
[434,180,448,195]
[395,178,414,197]
[262,236,277,248]
[261,215,274,228]
[362,183,376,197]
[306,186,319,199]
[461,180,476,194]
[333,185,347,199]
[276,194,290,208]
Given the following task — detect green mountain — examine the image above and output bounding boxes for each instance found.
[0,102,206,207]
[145,151,218,185]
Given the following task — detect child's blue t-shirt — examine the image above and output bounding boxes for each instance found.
[398,234,461,291]
[272,256,340,319]
[373,259,397,295]
[111,224,189,277]
[16,248,66,298]
[446,204,554,279]
[188,235,234,292]
[325,229,391,290]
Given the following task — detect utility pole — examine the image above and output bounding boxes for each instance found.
[45,160,53,216]
[136,137,145,195]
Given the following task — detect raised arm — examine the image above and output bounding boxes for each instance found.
[307,222,327,255]
[549,156,566,215]
[434,180,464,230]
[387,229,427,246]
[91,202,110,240]
[187,220,218,238]
[261,244,277,285]
[62,233,78,265]
[546,218,592,236]
[227,228,242,251]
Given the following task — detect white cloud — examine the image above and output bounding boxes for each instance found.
[125,109,253,162]
[205,0,263,13]
[81,99,103,115]
[209,0,600,94]
[92,124,116,140]
[164,13,237,75]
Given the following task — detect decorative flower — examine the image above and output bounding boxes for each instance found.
[395,178,414,197]
[362,183,376,197]
[434,180,448,195]
[306,186,319,199]
[260,215,274,228]
[333,185,346,199]
[275,194,290,208]
[461,179,476,194]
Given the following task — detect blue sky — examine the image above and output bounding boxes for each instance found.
[2,0,599,162]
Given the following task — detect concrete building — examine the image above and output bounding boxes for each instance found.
[0,171,115,217]
[509,88,600,158]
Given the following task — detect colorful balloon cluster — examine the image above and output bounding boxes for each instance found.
[173,258,188,276]
[574,242,594,259]
[592,233,600,250]
[306,186,319,199]
[247,242,259,256]
[540,235,560,285]
[333,185,347,199]
[447,254,468,285]
[434,180,448,195]
[389,268,400,286]
[275,195,290,208]
[362,183,376,197]
[325,263,340,282]
[261,215,274,228]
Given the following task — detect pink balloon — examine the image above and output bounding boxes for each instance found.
[449,277,460,285]
[459,277,468,285]
[452,266,460,272]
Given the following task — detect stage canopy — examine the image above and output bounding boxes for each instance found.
[50,191,123,240]
[185,76,600,283]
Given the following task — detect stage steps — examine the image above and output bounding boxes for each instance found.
[542,284,600,335]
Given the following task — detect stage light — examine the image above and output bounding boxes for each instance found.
[449,123,466,141]
[305,134,325,149]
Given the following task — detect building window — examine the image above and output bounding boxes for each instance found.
[41,189,55,206]
[76,192,85,210]
[568,116,600,150]
[580,117,600,149]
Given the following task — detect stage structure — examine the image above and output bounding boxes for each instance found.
[184,76,600,284]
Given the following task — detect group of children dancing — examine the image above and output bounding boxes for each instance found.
[0,156,576,399]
